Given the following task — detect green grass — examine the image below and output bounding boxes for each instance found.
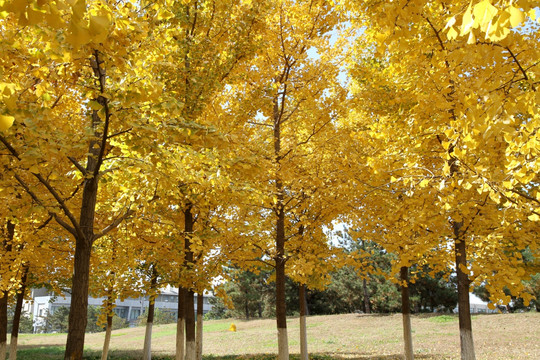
[201,321,231,332]
[13,346,65,360]
[14,349,336,360]
[427,314,457,323]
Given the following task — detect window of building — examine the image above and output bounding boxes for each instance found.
[130,308,141,320]
[113,306,129,319]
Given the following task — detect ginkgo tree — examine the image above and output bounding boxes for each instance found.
[0,1,183,359]
[346,1,539,359]
[225,1,347,358]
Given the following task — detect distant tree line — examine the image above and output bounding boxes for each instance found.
[206,264,459,320]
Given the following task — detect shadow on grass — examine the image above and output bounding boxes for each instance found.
[15,347,444,360]
[189,353,444,360]
[15,345,145,360]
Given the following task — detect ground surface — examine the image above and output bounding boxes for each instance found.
[12,312,540,359]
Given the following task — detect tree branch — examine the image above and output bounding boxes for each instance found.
[68,156,87,176]
[93,209,135,242]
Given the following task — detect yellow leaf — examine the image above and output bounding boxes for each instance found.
[419,179,429,188]
[460,3,474,36]
[443,162,451,176]
[447,26,458,40]
[67,22,91,48]
[467,31,476,44]
[508,6,525,28]
[0,114,14,131]
[528,214,539,221]
[88,100,102,110]
[473,0,498,32]
[89,15,110,38]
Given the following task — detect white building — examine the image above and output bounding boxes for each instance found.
[25,285,213,333]
[452,293,498,314]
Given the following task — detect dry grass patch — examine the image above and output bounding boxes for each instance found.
[14,312,540,359]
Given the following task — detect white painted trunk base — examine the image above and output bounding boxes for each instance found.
[277,327,289,360]
[299,315,308,360]
[401,313,414,360]
[176,319,185,360]
[8,336,17,360]
[101,325,112,360]
[460,328,476,360]
[185,340,196,360]
[142,321,153,360]
[0,341,7,360]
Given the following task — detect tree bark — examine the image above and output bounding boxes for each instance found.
[299,284,308,360]
[176,287,185,360]
[400,266,414,360]
[183,206,196,360]
[455,233,476,360]
[363,277,371,314]
[100,314,113,360]
[185,290,196,360]
[0,291,7,360]
[275,201,289,360]
[1,221,14,360]
[65,236,93,360]
[143,265,158,360]
[9,265,28,360]
[196,293,203,360]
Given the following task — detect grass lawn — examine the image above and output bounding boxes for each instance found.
[11,312,540,359]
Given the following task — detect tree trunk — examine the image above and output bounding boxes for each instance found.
[65,50,110,360]
[455,235,476,360]
[275,201,289,360]
[299,284,308,360]
[143,265,158,360]
[1,221,14,360]
[183,206,196,360]
[244,299,249,320]
[196,294,203,360]
[400,266,414,360]
[9,265,28,360]
[142,297,155,360]
[185,291,196,360]
[176,287,185,360]
[363,277,371,314]
[0,291,7,360]
[100,314,113,360]
[65,236,93,360]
